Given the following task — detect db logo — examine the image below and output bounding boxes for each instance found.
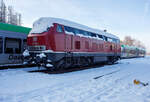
[33,37,37,41]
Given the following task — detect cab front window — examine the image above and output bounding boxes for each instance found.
[56,25,63,33]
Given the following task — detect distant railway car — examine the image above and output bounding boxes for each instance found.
[25,17,121,69]
[138,48,146,57]
[121,45,146,58]
[0,23,31,66]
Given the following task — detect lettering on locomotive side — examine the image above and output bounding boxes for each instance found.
[8,55,23,60]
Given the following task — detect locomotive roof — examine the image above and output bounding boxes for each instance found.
[30,17,119,39]
[0,22,31,34]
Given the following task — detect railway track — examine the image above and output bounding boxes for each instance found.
[0,61,119,74]
[0,64,36,70]
[28,62,119,74]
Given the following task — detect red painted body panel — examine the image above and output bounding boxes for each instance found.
[27,23,121,55]
[27,33,47,46]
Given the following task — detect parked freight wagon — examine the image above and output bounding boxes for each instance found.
[0,23,31,66]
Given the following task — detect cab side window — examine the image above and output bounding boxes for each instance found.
[0,37,3,53]
[56,25,63,33]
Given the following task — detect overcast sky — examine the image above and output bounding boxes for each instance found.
[5,0,150,52]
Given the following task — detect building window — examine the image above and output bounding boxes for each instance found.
[0,37,3,53]
[5,38,21,54]
[56,25,63,33]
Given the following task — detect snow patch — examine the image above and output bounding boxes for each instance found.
[0,57,150,102]
[47,60,51,62]
[23,50,30,57]
[65,31,74,35]
[30,17,119,39]
[43,50,53,53]
[46,63,53,67]
[36,53,46,58]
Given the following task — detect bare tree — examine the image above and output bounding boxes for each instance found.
[0,0,22,25]
[122,36,135,46]
[134,40,145,49]
[122,36,145,49]
[18,13,22,25]
[0,0,7,23]
[7,6,13,24]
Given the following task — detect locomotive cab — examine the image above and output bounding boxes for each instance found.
[24,22,56,68]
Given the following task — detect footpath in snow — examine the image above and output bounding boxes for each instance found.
[0,56,150,102]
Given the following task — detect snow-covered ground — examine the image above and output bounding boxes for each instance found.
[0,56,150,102]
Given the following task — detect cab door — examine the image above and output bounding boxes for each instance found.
[65,34,73,52]
[64,26,74,52]
[54,24,66,51]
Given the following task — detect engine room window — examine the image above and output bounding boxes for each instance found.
[97,35,104,40]
[107,38,113,42]
[83,31,89,36]
[116,39,120,43]
[74,29,79,34]
[64,26,75,34]
[0,37,3,53]
[91,33,97,37]
[103,36,108,41]
[75,41,80,49]
[79,30,84,35]
[56,25,63,33]
[5,38,21,54]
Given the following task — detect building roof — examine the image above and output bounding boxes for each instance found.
[0,22,31,34]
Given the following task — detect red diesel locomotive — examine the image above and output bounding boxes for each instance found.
[24,17,121,69]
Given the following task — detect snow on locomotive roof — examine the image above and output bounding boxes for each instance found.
[30,17,119,39]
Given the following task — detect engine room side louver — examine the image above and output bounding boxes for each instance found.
[28,46,46,51]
